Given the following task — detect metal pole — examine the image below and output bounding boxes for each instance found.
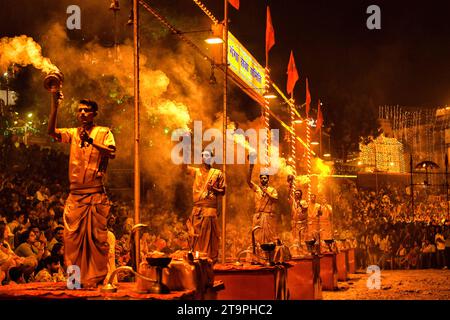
[410,154,414,218]
[446,154,449,219]
[319,127,322,158]
[290,93,296,235]
[6,87,8,113]
[375,143,378,193]
[221,0,228,264]
[306,122,312,198]
[114,8,119,62]
[133,0,141,269]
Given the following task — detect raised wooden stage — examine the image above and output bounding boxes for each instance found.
[0,282,196,300]
[213,263,289,300]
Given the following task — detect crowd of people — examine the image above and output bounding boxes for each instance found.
[2,139,450,286]
[334,182,450,270]
[0,138,195,285]
[1,139,68,284]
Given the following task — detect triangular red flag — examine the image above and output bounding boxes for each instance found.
[265,6,275,64]
[228,0,239,10]
[316,99,323,133]
[286,50,299,95]
[305,78,311,118]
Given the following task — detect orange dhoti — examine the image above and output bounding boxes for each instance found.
[63,191,110,287]
[187,206,220,263]
[186,166,224,263]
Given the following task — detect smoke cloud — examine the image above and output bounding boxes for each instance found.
[0,1,337,253]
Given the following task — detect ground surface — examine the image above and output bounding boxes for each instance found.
[322,269,450,300]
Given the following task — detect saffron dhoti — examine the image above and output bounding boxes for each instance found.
[63,191,110,287]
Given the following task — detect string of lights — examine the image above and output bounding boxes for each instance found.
[192,0,219,24]
[139,0,216,65]
[290,100,297,195]
[264,67,271,166]
[140,0,314,155]
[306,121,312,197]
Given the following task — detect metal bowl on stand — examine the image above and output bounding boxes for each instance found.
[260,243,276,266]
[324,239,335,253]
[146,257,172,294]
[305,240,316,254]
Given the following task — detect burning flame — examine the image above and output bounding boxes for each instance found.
[270,148,295,177]
[312,157,333,193]
[139,66,191,130]
[0,36,59,74]
[313,157,332,177]
[227,122,257,155]
[149,100,191,130]
[295,175,311,186]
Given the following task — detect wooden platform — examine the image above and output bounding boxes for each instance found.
[320,253,338,291]
[347,248,357,274]
[287,255,322,300]
[0,282,196,300]
[213,263,289,300]
[336,250,349,281]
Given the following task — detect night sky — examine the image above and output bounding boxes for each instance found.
[221,0,450,108]
[1,0,450,157]
[2,0,449,106]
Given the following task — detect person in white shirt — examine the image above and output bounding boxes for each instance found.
[444,229,450,269]
[435,227,446,269]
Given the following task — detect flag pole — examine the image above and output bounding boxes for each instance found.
[133,0,141,269]
[264,6,273,168]
[410,154,414,218]
[290,91,297,236]
[446,153,449,220]
[221,0,228,264]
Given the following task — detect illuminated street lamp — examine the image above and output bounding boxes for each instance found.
[205,37,223,44]
[311,141,319,146]
[205,23,224,45]
[263,92,277,99]
[263,93,277,100]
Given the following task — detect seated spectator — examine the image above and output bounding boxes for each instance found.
[8,212,29,244]
[421,240,434,268]
[50,242,65,270]
[407,243,421,269]
[435,228,446,269]
[35,185,49,202]
[30,225,49,250]
[0,221,35,284]
[7,212,22,236]
[8,266,25,285]
[14,229,44,264]
[47,226,64,252]
[106,230,117,285]
[396,244,407,269]
[12,216,31,249]
[34,255,66,282]
[445,229,450,269]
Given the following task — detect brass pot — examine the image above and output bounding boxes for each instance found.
[44,71,64,92]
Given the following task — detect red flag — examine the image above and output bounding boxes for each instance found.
[305,78,311,118]
[228,0,239,10]
[316,100,323,133]
[265,6,275,64]
[286,50,299,95]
